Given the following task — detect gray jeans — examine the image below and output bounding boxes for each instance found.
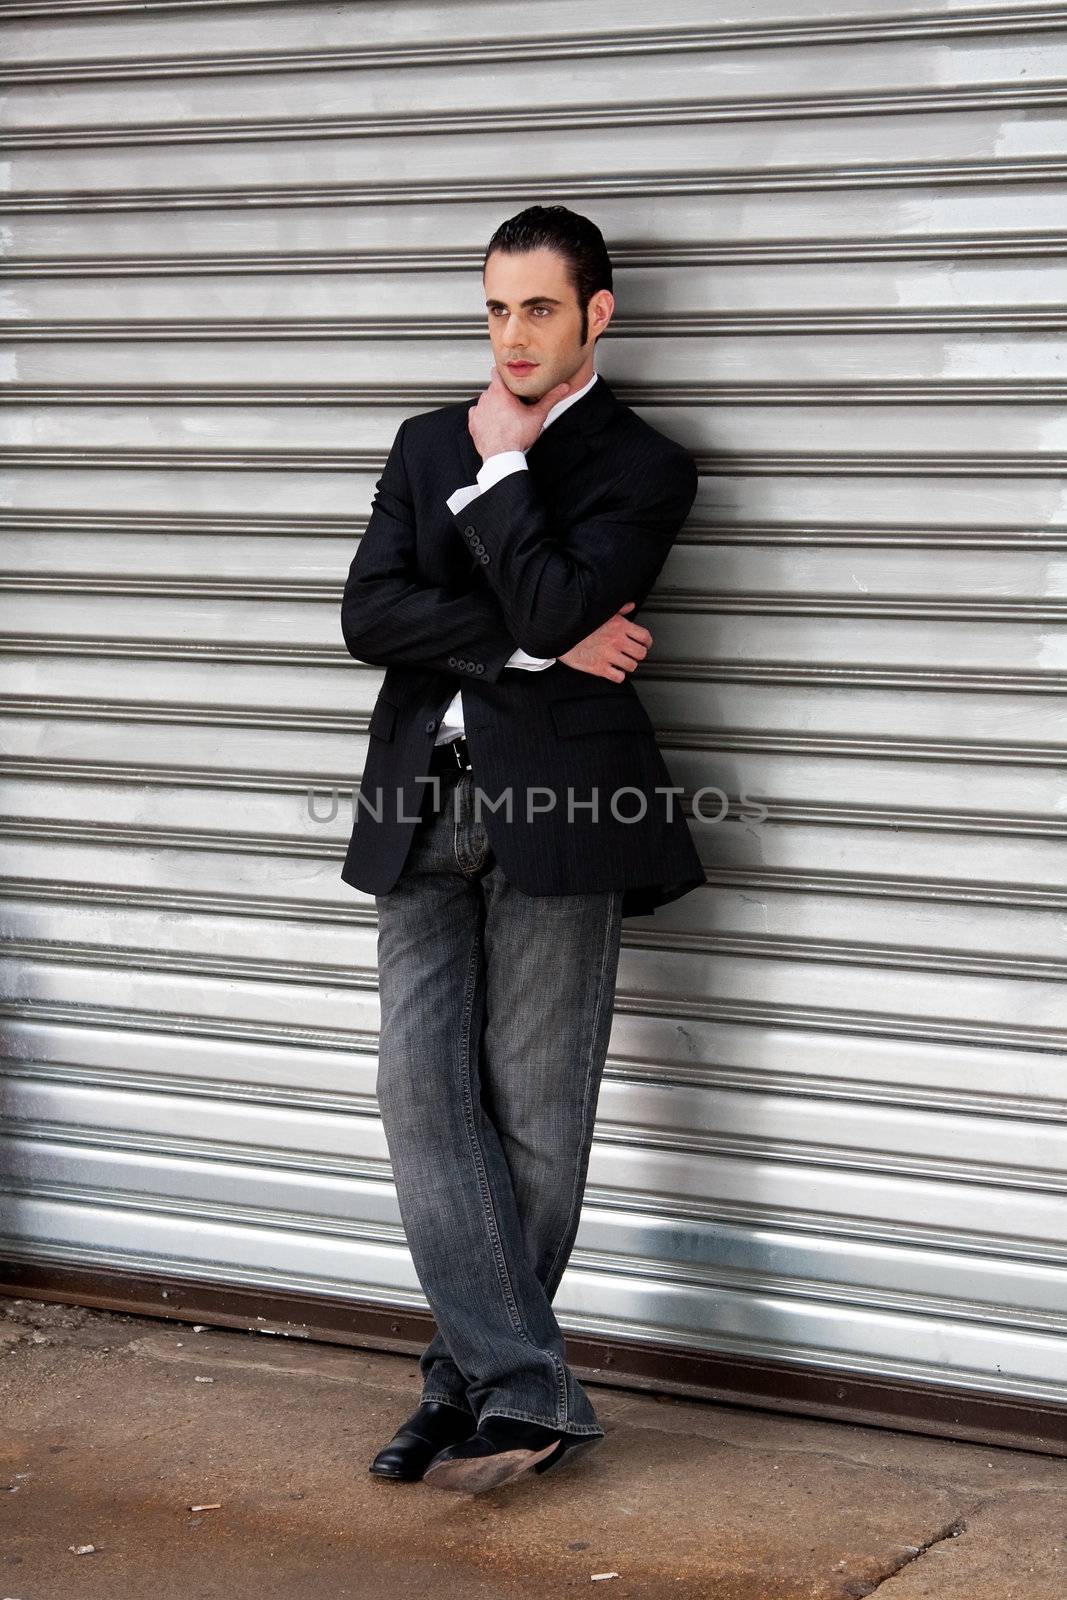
[373,764,624,1437]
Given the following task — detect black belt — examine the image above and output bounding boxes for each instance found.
[428,733,473,773]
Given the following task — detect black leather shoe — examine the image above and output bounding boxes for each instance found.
[368,1401,478,1482]
[423,1415,602,1495]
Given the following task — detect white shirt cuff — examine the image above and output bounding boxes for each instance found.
[446,452,528,516]
[477,451,527,492]
[505,648,556,670]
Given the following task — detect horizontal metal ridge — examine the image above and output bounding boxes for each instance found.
[1,648,1064,711]
[6,1124,1067,1245]
[5,862,1064,920]
[640,661,1067,693]
[2,1177,1067,1337]
[707,454,1067,477]
[4,844,1062,921]
[7,996,1067,1122]
[697,870,1062,908]
[0,875,368,926]
[7,1237,1067,1350]
[4,575,1065,627]
[5,925,1066,990]
[3,510,1064,553]
[648,590,1067,619]
[4,688,1065,767]
[3,5,1065,75]
[5,377,1066,403]
[0,636,345,667]
[3,983,1064,1057]
[607,1056,1067,1122]
[595,1123,1067,1199]
[678,525,1067,549]
[3,632,1065,696]
[6,1113,1067,1260]
[3,445,1065,476]
[4,154,1064,212]
[2,992,1067,1120]
[2,768,1066,846]
[5,308,1066,338]
[4,234,1065,275]
[11,78,1067,148]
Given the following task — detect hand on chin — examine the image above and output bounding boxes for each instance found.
[468,365,570,457]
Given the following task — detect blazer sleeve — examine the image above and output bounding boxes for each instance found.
[447,443,699,659]
[340,419,525,682]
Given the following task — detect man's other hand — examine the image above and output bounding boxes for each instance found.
[468,367,572,459]
[558,602,652,682]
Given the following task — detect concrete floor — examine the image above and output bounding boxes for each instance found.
[1,1297,1064,1599]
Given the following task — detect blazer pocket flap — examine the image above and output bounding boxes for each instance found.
[368,698,398,741]
[550,693,655,739]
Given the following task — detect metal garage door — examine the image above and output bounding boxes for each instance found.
[2,0,1065,1451]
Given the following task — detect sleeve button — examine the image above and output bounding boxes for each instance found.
[479,552,490,564]
[474,663,484,674]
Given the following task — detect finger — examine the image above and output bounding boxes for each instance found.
[610,632,646,658]
[623,625,653,645]
[616,601,635,613]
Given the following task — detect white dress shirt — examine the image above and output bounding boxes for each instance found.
[434,368,599,746]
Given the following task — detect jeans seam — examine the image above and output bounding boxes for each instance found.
[541,889,619,1301]
[457,911,528,1343]
[419,1394,475,1415]
[478,1408,604,1438]
[453,771,462,870]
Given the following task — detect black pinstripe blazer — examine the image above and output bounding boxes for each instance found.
[339,373,705,919]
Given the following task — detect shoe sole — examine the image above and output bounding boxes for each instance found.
[534,1435,601,1476]
[422,1438,564,1495]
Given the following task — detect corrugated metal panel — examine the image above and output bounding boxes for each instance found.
[2,0,1065,1423]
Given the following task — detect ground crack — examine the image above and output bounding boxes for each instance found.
[843,1510,974,1597]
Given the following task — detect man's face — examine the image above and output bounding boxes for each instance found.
[482,246,612,404]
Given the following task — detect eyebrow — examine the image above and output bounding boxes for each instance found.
[485,296,563,309]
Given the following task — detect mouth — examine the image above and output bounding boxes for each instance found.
[506,361,538,373]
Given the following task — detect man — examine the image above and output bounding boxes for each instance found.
[340,205,703,1495]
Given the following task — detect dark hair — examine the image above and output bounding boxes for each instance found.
[482,204,613,347]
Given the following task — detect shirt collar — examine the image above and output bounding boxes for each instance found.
[540,369,598,433]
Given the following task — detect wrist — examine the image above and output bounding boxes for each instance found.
[476,442,525,462]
